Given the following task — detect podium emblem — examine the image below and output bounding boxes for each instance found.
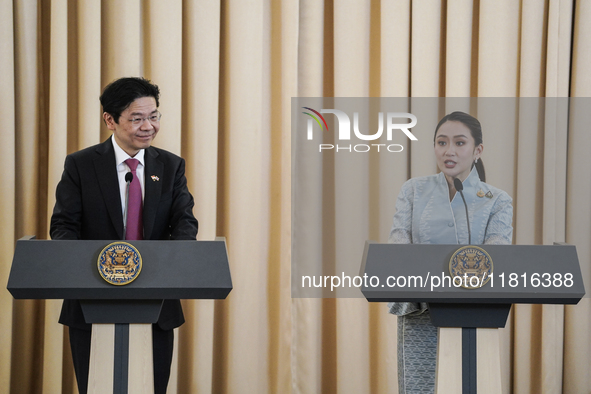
[97,242,142,285]
[449,245,493,289]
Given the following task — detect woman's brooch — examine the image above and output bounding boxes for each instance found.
[477,189,493,199]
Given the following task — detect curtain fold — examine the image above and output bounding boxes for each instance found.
[293,0,325,391]
[333,2,371,393]
[1,1,590,393]
[177,1,221,393]
[215,1,270,392]
[76,0,102,151]
[0,1,16,392]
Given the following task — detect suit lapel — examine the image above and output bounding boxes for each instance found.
[93,139,124,239]
[143,147,163,239]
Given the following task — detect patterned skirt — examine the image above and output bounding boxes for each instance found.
[397,311,437,394]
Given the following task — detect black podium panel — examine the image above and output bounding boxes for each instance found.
[7,238,232,300]
[80,300,164,324]
[360,242,585,304]
[429,303,512,328]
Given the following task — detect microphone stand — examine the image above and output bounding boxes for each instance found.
[453,177,471,245]
[123,172,133,239]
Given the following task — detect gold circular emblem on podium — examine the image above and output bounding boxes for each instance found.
[97,242,142,285]
[449,245,493,289]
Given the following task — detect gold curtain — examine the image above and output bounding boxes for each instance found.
[1,0,590,393]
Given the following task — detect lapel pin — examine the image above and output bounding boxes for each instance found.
[477,189,485,198]
[485,191,493,199]
[151,175,160,181]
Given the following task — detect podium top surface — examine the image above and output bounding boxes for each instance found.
[7,238,232,300]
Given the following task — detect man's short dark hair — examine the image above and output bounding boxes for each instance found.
[100,77,160,123]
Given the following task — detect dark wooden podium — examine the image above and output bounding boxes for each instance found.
[360,242,585,394]
[7,236,232,394]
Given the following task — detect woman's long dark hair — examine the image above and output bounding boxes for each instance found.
[433,111,486,182]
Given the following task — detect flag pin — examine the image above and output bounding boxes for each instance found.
[151,175,159,181]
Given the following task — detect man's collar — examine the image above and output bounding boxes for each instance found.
[111,135,145,166]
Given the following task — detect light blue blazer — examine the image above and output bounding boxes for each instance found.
[388,167,513,315]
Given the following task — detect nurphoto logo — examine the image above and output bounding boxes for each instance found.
[302,107,418,153]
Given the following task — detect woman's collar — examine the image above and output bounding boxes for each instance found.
[437,166,480,189]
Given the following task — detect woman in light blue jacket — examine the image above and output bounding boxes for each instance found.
[389,111,513,393]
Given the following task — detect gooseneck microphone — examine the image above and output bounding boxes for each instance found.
[453,177,471,244]
[123,172,133,239]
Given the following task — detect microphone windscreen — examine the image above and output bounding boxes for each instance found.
[125,172,133,183]
[453,177,463,191]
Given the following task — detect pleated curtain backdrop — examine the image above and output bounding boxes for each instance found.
[0,1,590,393]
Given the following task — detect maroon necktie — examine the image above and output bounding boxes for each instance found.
[125,158,143,240]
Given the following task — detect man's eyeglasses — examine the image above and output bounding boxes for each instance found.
[127,112,162,126]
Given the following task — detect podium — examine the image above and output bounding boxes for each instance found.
[360,242,585,394]
[7,236,232,394]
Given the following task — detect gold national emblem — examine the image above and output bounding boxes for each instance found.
[97,242,142,285]
[449,245,493,289]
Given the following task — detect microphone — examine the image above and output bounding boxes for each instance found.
[453,178,471,244]
[453,177,463,192]
[123,172,133,239]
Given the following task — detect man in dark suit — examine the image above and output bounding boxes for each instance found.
[50,77,198,394]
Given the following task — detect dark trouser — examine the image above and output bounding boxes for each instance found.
[69,324,174,394]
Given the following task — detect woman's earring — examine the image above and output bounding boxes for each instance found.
[475,158,478,164]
